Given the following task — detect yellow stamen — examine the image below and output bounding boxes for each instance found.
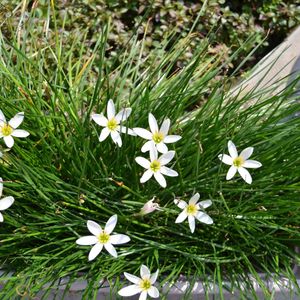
[233,156,245,168]
[186,204,198,216]
[140,278,151,291]
[150,160,161,172]
[152,131,164,144]
[1,124,13,136]
[98,232,110,244]
[107,118,118,131]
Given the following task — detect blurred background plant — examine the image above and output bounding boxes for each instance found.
[1,0,299,77]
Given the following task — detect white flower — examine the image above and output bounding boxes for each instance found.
[0,178,14,222]
[91,99,135,147]
[218,140,262,184]
[76,215,130,261]
[0,110,30,148]
[134,113,181,153]
[174,193,213,233]
[135,144,178,188]
[118,265,159,299]
[140,197,162,215]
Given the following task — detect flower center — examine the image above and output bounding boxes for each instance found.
[140,278,151,291]
[107,118,118,131]
[98,232,110,244]
[152,131,164,144]
[233,156,245,168]
[186,204,198,216]
[150,160,161,172]
[1,124,13,136]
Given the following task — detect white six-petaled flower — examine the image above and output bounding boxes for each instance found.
[135,144,178,188]
[118,264,159,300]
[218,140,262,184]
[0,178,14,222]
[91,99,135,147]
[0,110,30,148]
[174,193,213,233]
[134,113,181,153]
[76,215,130,261]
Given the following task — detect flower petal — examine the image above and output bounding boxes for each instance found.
[243,160,262,169]
[104,243,118,257]
[160,166,178,177]
[9,112,24,129]
[189,193,200,205]
[135,157,150,169]
[139,291,148,300]
[154,172,166,188]
[3,136,14,148]
[148,113,158,133]
[174,199,187,209]
[0,110,6,123]
[111,131,122,147]
[218,154,233,165]
[140,170,153,183]
[141,140,154,153]
[110,234,130,245]
[175,210,188,223]
[226,165,237,180]
[238,167,252,184]
[160,118,170,135]
[0,212,3,222]
[158,151,175,165]
[140,265,150,279]
[118,285,141,297]
[196,212,213,224]
[76,236,98,245]
[228,140,238,158]
[115,108,132,122]
[119,126,136,136]
[104,214,117,234]
[92,113,107,127]
[133,128,152,140]
[11,129,29,138]
[124,272,141,285]
[156,142,168,153]
[198,200,212,209]
[188,215,196,233]
[0,196,14,211]
[150,269,159,284]
[88,243,103,261]
[87,220,102,236]
[148,286,159,298]
[107,99,115,119]
[240,147,253,160]
[164,135,181,143]
[150,144,158,161]
[99,127,110,142]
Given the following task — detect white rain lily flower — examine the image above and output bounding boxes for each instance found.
[134,113,181,153]
[0,178,14,222]
[218,140,262,184]
[140,197,162,215]
[118,264,159,299]
[135,144,178,188]
[174,193,213,233]
[0,110,30,148]
[76,215,130,261]
[91,99,135,147]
